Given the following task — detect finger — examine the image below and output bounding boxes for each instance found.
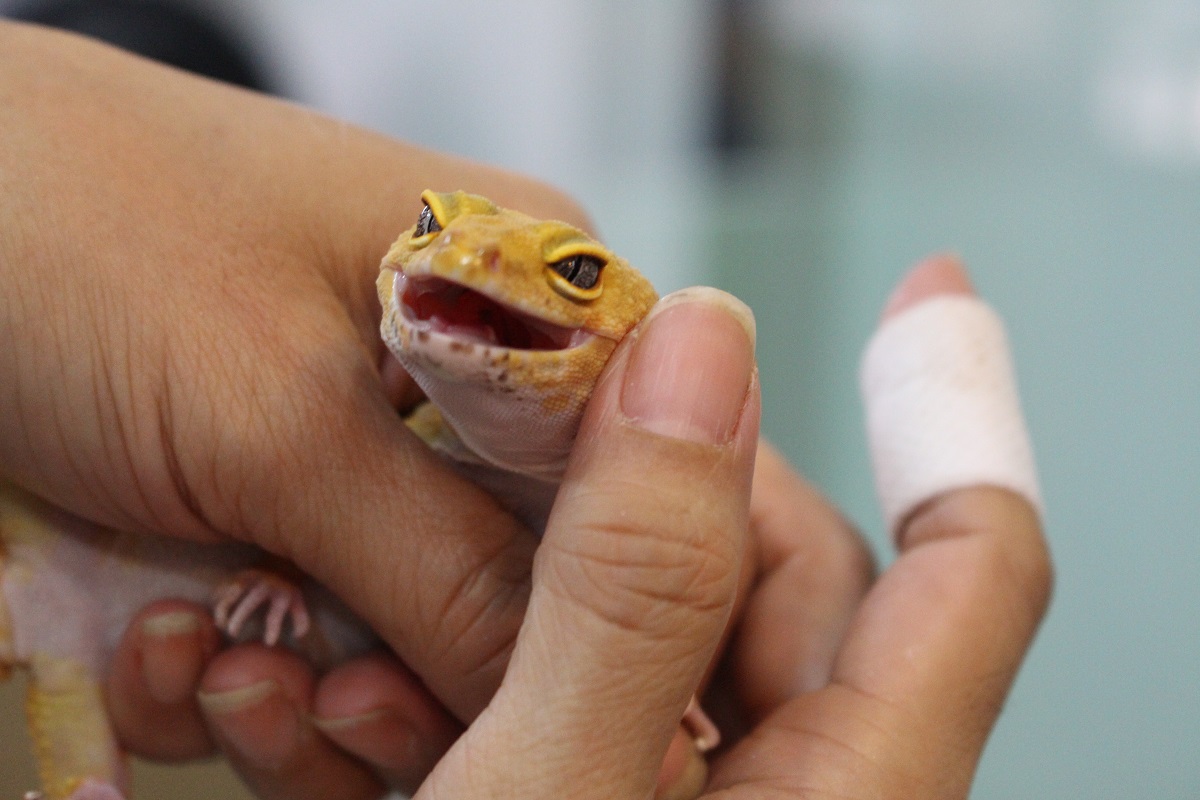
[713,255,1052,797]
[312,654,463,795]
[420,288,760,800]
[728,441,876,723]
[197,646,385,800]
[106,601,220,760]
[826,255,1051,790]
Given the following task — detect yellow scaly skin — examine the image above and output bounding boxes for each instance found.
[378,190,657,494]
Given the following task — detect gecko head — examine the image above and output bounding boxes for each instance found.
[377,190,658,416]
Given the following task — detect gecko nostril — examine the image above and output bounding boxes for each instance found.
[468,245,502,272]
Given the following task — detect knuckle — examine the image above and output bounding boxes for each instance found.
[542,481,742,642]
[415,523,533,679]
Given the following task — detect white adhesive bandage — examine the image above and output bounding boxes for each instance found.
[861,295,1042,536]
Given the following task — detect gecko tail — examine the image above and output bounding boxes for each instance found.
[24,780,127,800]
[25,655,128,800]
[63,779,126,800]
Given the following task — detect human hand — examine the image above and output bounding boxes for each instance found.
[701,255,1051,797]
[407,255,1050,800]
[103,287,761,800]
[113,255,1049,800]
[0,18,582,734]
[1,21,747,798]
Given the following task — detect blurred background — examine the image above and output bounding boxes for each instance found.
[1,1,1197,797]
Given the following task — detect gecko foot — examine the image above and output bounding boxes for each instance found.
[213,569,311,647]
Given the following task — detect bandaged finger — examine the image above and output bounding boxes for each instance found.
[860,295,1042,537]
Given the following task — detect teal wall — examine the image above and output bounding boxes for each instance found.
[712,5,1200,797]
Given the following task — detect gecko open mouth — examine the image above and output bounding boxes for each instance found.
[399,275,583,351]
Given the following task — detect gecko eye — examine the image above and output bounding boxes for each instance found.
[550,254,604,290]
[413,205,442,237]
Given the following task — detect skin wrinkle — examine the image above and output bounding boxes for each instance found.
[3,294,42,490]
[545,529,736,629]
[934,501,1052,630]
[541,556,730,649]
[900,519,1049,665]
[821,546,1026,795]
[538,517,737,654]
[708,693,900,799]
[155,346,219,541]
[207,275,357,544]
[0,152,72,493]
[207,359,291,545]
[413,514,531,680]
[746,710,925,800]
[99,281,180,537]
[168,320,265,542]
[551,465,743,571]
[46,278,129,526]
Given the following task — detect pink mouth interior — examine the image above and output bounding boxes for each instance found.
[402,276,580,350]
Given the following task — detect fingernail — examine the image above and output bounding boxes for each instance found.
[313,707,390,732]
[314,708,421,766]
[622,287,756,445]
[141,610,201,638]
[198,680,303,768]
[140,611,205,705]
[197,680,279,714]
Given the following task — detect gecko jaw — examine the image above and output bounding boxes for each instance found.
[395,272,593,352]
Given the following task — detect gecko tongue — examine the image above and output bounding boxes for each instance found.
[402,276,578,350]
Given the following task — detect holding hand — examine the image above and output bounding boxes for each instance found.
[404,258,1050,800]
[114,257,1049,800]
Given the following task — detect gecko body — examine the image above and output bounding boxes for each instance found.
[0,191,658,800]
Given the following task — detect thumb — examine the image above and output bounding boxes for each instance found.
[418,288,760,800]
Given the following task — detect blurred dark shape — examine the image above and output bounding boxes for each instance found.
[710,0,849,159]
[8,0,273,92]
[711,0,754,152]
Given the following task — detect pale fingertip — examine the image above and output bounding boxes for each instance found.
[312,707,421,775]
[651,286,757,344]
[199,679,306,770]
[140,610,201,638]
[196,679,280,716]
[622,287,756,446]
[881,253,975,320]
[311,655,461,792]
[138,610,209,706]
